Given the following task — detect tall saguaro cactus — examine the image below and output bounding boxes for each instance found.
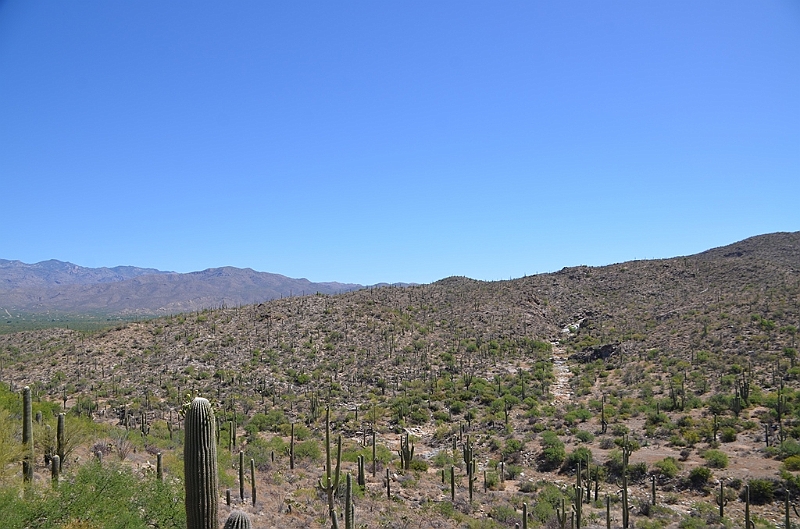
[22,386,34,483]
[185,397,219,529]
[57,412,66,471]
[317,406,341,528]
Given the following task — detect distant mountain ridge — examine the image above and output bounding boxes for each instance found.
[0,259,170,290]
[0,259,365,315]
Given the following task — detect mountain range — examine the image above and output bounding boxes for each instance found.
[0,259,366,315]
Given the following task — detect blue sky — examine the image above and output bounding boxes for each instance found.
[1,1,798,285]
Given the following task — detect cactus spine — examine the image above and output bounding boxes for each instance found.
[22,386,34,483]
[223,510,252,529]
[184,397,219,529]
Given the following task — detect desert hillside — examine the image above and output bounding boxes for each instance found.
[0,232,799,528]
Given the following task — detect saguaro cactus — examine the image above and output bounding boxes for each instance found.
[223,510,252,529]
[345,473,353,529]
[317,406,341,527]
[22,386,33,483]
[289,422,295,470]
[184,397,219,529]
[522,502,528,529]
[51,454,60,486]
[398,432,414,470]
[745,485,754,529]
[57,412,66,470]
[715,481,727,517]
[238,451,245,501]
[250,458,256,506]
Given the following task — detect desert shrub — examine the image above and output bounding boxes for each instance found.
[629,462,648,482]
[409,459,428,472]
[653,457,681,478]
[689,466,712,488]
[0,460,185,528]
[503,438,524,458]
[485,472,500,490]
[563,447,592,472]
[745,479,774,505]
[244,437,275,471]
[719,427,737,443]
[539,444,565,471]
[506,464,523,480]
[246,410,286,434]
[599,437,616,449]
[784,455,800,471]
[489,504,518,524]
[702,449,728,468]
[538,431,565,471]
[294,440,321,461]
[575,430,595,443]
[780,439,800,459]
[432,450,455,468]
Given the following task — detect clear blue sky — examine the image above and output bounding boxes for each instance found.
[1,1,798,285]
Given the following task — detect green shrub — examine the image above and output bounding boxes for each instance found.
[653,457,681,478]
[563,447,592,472]
[780,439,800,459]
[409,459,428,472]
[784,455,800,471]
[294,440,321,461]
[746,479,774,505]
[0,460,185,528]
[575,430,595,443]
[629,462,648,482]
[719,427,737,443]
[485,472,500,490]
[702,449,728,469]
[503,438,524,457]
[689,466,712,488]
[490,505,518,525]
[539,431,565,471]
[506,464,523,480]
[539,445,566,471]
